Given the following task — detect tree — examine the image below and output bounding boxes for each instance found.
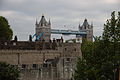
[103,11,120,80]
[0,62,20,80]
[0,16,13,40]
[102,11,120,42]
[74,11,120,80]
[74,40,116,80]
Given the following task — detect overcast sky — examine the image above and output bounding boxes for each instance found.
[0,0,120,41]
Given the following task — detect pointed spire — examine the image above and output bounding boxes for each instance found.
[41,14,45,19]
[78,23,80,28]
[48,18,51,25]
[91,22,93,28]
[78,23,82,30]
[42,14,44,17]
[91,22,93,26]
[36,19,38,25]
[83,18,89,27]
[85,18,87,21]
[39,14,47,26]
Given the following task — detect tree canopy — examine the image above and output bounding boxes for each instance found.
[103,11,120,42]
[0,16,13,40]
[0,62,20,80]
[74,11,120,80]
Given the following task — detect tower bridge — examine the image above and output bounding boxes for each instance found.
[34,15,93,41]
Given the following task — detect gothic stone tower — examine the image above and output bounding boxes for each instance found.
[79,19,93,41]
[35,15,51,42]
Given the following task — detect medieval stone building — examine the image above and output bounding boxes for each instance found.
[0,15,93,80]
[0,40,81,80]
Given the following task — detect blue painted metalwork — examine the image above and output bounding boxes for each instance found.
[32,34,36,39]
[32,32,44,40]
[36,32,44,40]
[51,29,87,35]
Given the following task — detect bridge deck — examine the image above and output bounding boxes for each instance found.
[51,29,87,35]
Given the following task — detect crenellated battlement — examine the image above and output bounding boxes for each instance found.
[0,38,64,50]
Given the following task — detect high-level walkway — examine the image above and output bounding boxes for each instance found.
[51,29,87,35]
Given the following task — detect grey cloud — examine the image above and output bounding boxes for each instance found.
[0,0,119,40]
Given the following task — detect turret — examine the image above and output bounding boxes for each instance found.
[90,22,93,29]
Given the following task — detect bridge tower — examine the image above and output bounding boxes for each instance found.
[35,15,51,42]
[78,19,93,41]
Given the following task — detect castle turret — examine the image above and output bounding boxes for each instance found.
[35,15,51,42]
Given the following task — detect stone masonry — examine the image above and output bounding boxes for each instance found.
[0,40,82,80]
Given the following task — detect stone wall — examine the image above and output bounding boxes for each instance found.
[0,42,82,80]
[0,50,61,67]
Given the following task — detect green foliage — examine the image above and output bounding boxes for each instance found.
[74,11,120,80]
[74,41,120,80]
[0,62,20,80]
[0,16,13,40]
[103,11,120,42]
